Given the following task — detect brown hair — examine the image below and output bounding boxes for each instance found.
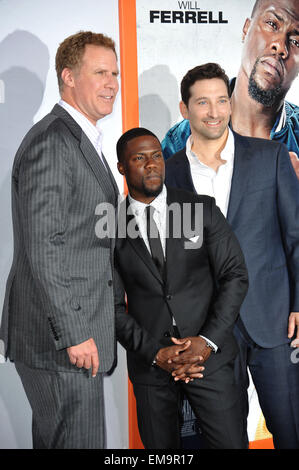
[181,63,230,106]
[55,31,117,91]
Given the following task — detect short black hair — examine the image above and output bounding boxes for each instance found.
[181,62,230,106]
[116,127,160,162]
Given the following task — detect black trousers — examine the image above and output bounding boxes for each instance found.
[133,361,248,449]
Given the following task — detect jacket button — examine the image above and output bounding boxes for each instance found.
[70,299,81,311]
[163,331,171,337]
[166,294,172,300]
[108,280,113,286]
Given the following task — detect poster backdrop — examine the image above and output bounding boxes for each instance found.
[136,0,298,141]
[135,0,298,447]
[0,0,127,449]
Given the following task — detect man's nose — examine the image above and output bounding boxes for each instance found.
[270,34,289,59]
[145,156,158,168]
[207,103,218,118]
[105,73,119,89]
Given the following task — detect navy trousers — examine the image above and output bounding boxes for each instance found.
[234,319,299,449]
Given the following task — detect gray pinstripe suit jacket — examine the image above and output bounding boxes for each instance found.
[0,104,119,373]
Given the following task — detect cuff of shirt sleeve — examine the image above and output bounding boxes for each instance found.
[199,335,218,353]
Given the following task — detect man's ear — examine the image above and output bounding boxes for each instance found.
[117,161,125,176]
[242,18,251,42]
[179,100,189,120]
[61,67,75,89]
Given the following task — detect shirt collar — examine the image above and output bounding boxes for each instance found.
[273,102,286,133]
[58,99,103,152]
[186,127,235,168]
[128,185,167,217]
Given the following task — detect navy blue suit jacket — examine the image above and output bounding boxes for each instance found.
[165,131,299,348]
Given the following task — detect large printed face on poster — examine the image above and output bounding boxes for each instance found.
[241,0,299,105]
[136,0,299,141]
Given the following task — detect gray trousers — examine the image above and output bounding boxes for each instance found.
[15,362,105,449]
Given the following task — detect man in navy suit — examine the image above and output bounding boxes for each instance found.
[165,62,299,449]
[162,0,299,180]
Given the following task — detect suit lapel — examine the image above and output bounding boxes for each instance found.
[165,189,186,285]
[125,199,164,284]
[173,151,195,192]
[227,132,251,226]
[102,153,119,201]
[51,104,117,204]
[79,134,117,203]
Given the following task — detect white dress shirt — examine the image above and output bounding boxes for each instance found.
[186,128,235,217]
[183,129,236,351]
[128,185,167,256]
[58,99,107,169]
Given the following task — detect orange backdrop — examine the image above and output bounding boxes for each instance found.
[118,0,143,449]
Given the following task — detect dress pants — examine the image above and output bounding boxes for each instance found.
[133,361,248,449]
[234,319,299,449]
[15,362,106,449]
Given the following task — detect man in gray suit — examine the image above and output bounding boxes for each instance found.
[0,31,120,448]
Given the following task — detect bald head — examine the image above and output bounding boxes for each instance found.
[251,0,264,18]
[251,0,299,19]
[240,0,299,107]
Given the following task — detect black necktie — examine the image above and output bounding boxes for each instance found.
[146,205,165,278]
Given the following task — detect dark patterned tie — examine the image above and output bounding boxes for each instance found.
[146,205,165,278]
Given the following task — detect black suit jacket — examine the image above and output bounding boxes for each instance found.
[165,131,299,348]
[114,187,248,385]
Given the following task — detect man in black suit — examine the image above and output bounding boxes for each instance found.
[114,127,249,449]
[165,63,299,448]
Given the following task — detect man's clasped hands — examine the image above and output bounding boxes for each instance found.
[155,336,213,383]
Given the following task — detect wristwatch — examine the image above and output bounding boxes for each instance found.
[151,357,157,367]
[205,341,215,352]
